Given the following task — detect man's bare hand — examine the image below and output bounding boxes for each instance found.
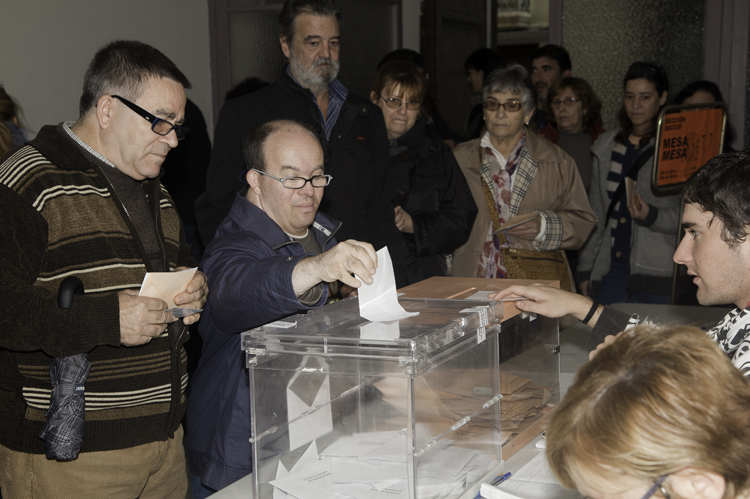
[489,284,593,321]
[394,206,414,234]
[173,267,208,325]
[588,332,622,361]
[119,290,175,346]
[506,217,541,240]
[293,240,377,296]
[578,280,590,297]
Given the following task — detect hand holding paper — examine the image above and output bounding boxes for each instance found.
[292,240,377,296]
[139,267,206,323]
[358,247,419,322]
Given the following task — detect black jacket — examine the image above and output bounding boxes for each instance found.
[195,68,407,284]
[395,123,477,283]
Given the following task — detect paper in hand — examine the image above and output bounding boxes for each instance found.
[358,247,418,322]
[138,267,202,317]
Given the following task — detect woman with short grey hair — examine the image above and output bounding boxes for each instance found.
[452,64,596,286]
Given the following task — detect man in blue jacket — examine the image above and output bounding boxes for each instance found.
[195,0,408,286]
[186,119,377,496]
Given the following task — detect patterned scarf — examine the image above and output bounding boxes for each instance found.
[627,307,750,377]
[708,308,750,375]
[477,130,527,278]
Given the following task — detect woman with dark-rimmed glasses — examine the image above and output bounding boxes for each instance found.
[547,324,750,499]
[371,61,477,283]
[451,63,596,285]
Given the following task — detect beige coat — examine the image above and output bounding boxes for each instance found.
[452,129,597,278]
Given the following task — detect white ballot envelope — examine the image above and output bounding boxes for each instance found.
[358,247,419,322]
[138,267,202,317]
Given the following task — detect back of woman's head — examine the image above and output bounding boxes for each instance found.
[673,79,723,106]
[547,325,750,499]
[0,85,20,123]
[546,76,602,131]
[371,61,426,104]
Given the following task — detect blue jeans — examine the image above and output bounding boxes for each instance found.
[596,260,671,305]
[596,260,630,305]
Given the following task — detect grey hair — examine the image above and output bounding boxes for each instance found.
[481,63,537,116]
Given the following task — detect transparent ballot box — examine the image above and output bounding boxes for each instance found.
[242,296,560,498]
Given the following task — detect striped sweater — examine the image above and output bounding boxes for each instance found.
[0,125,195,454]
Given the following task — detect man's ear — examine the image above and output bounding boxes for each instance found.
[248,170,263,196]
[280,36,291,59]
[96,94,115,130]
[669,467,725,499]
[562,69,572,78]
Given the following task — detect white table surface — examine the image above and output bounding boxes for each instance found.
[207,303,729,498]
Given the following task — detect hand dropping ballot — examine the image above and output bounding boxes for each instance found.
[138,267,202,317]
[357,247,418,322]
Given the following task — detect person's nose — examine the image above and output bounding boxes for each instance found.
[319,42,331,60]
[298,179,316,197]
[396,103,408,115]
[673,235,692,265]
[162,130,179,149]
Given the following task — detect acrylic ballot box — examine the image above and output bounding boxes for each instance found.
[242,293,560,499]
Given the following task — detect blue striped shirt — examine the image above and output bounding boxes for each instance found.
[286,67,348,141]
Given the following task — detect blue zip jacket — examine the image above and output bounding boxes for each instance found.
[186,193,339,491]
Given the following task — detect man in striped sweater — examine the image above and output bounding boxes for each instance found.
[0,40,207,498]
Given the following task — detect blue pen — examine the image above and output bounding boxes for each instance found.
[491,472,512,486]
[474,472,513,498]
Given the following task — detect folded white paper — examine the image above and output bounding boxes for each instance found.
[138,267,201,316]
[358,247,418,322]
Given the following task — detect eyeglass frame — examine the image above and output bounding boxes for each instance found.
[550,96,581,108]
[250,168,333,189]
[640,475,670,499]
[111,95,190,140]
[379,95,421,111]
[482,99,525,113]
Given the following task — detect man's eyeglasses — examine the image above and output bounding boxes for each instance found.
[640,475,670,499]
[252,168,332,189]
[483,99,524,112]
[380,95,421,111]
[112,95,190,140]
[551,96,580,108]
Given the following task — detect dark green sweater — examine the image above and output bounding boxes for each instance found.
[0,125,196,454]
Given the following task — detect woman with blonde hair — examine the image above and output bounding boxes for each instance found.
[547,324,750,499]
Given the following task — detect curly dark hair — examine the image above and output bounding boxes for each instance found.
[682,150,750,247]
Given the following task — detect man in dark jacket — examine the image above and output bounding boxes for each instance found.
[187,120,377,495]
[195,0,407,285]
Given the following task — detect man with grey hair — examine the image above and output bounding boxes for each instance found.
[186,119,377,495]
[195,0,408,287]
[0,40,207,498]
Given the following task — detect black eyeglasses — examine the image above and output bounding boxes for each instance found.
[639,475,670,499]
[112,95,190,140]
[251,168,332,189]
[380,95,421,111]
[483,99,524,112]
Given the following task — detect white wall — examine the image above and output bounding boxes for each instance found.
[1,1,212,140]
[402,0,421,52]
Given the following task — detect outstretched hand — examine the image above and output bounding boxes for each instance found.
[489,284,593,321]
